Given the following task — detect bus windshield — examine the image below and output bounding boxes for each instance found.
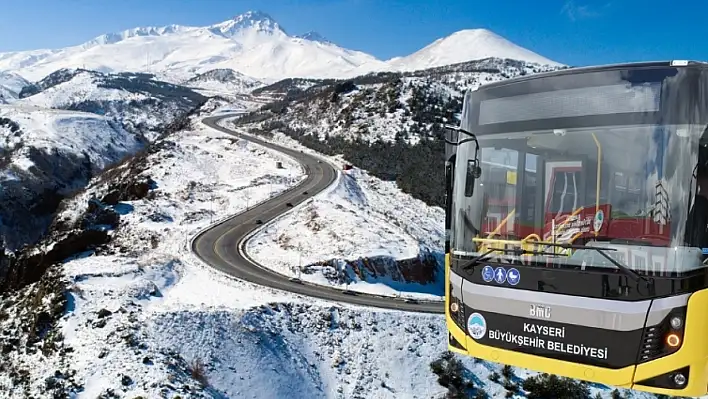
[450,123,708,274]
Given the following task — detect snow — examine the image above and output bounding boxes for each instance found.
[183,68,265,95]
[387,29,563,71]
[0,113,454,398]
[237,128,445,300]
[57,252,456,399]
[16,71,147,109]
[295,31,333,44]
[0,104,142,175]
[21,72,141,107]
[0,110,659,399]
[11,68,208,142]
[0,71,30,94]
[0,12,561,83]
[0,71,30,103]
[0,103,142,250]
[0,12,384,82]
[253,63,556,146]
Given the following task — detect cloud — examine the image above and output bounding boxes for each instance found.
[561,1,610,21]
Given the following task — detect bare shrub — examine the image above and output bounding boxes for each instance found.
[189,357,208,386]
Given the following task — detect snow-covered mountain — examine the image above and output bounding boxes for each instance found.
[387,29,560,71]
[248,58,558,145]
[0,68,207,252]
[0,71,30,95]
[0,86,14,104]
[17,68,207,140]
[0,71,30,103]
[0,11,562,83]
[0,11,385,83]
[0,104,144,251]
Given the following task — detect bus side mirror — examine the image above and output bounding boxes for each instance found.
[464,159,481,197]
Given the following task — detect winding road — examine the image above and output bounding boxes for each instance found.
[193,114,444,314]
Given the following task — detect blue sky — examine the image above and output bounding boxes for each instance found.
[0,0,704,66]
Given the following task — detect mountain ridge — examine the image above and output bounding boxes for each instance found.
[0,11,562,83]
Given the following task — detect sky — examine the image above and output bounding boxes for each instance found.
[0,0,704,67]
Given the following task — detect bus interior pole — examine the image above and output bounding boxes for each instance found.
[515,148,527,238]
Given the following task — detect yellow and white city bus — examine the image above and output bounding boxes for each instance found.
[444,60,708,396]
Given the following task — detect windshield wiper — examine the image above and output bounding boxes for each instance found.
[461,242,650,284]
[461,247,559,270]
[535,241,649,284]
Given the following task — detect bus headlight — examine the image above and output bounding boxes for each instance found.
[673,372,687,387]
[669,316,683,330]
[635,366,691,390]
[450,302,460,313]
[447,285,466,330]
[665,333,681,348]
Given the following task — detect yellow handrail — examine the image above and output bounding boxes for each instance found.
[473,235,551,255]
[522,234,541,242]
[591,132,602,236]
[486,209,516,239]
[473,231,581,258]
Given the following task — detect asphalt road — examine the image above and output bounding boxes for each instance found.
[193,114,444,314]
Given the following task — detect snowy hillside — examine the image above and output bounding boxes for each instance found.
[0,71,30,94]
[1,110,452,398]
[0,86,14,104]
[17,68,207,140]
[0,71,30,103]
[183,68,265,95]
[232,58,563,211]
[0,107,653,398]
[242,130,445,299]
[242,58,561,144]
[0,104,143,251]
[0,11,561,83]
[0,67,208,251]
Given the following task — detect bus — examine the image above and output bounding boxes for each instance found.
[444,60,708,397]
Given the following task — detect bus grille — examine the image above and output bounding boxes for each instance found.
[449,283,466,328]
[638,324,665,363]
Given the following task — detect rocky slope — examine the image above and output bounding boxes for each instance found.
[233,58,564,208]
[0,67,207,254]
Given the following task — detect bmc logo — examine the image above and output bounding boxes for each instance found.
[529,304,552,319]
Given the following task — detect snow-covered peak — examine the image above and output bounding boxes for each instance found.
[388,28,563,71]
[210,10,286,38]
[82,11,284,50]
[83,25,191,49]
[0,12,562,82]
[295,31,331,44]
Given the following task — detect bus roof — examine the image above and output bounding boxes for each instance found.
[473,60,708,92]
